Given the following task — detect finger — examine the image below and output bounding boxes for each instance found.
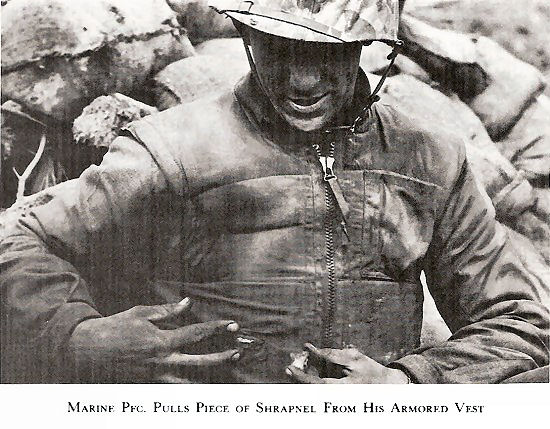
[285,366,325,384]
[167,320,239,348]
[304,343,347,365]
[156,349,240,367]
[304,343,359,365]
[147,298,192,322]
[156,373,193,384]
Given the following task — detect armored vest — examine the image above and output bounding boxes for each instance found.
[124,77,459,383]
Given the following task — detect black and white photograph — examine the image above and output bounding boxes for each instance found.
[0,0,549,424]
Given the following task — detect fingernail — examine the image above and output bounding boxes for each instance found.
[232,352,240,361]
[285,367,293,376]
[179,297,190,306]
[226,322,239,332]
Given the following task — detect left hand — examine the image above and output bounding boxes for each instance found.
[286,343,409,384]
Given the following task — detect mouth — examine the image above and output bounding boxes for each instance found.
[287,93,329,114]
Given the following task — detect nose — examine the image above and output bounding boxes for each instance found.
[288,56,324,96]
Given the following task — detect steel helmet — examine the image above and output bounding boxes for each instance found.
[209,0,400,45]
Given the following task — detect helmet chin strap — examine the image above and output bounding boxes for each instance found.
[242,38,266,96]
[240,32,403,135]
[349,39,403,133]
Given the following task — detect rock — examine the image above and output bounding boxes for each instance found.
[399,15,546,140]
[73,93,158,148]
[166,0,238,44]
[153,54,250,109]
[1,0,194,123]
[496,95,550,183]
[377,74,537,223]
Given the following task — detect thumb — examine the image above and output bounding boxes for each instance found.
[147,298,192,322]
[305,343,355,366]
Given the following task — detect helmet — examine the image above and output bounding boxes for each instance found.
[209,0,400,45]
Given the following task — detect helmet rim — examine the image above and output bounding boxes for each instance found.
[210,0,400,44]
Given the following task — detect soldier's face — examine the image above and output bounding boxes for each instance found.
[248,29,362,132]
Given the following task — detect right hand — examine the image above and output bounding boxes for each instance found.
[67,298,240,383]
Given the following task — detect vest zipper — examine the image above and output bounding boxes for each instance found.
[313,142,337,347]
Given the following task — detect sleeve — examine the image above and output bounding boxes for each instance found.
[0,135,175,382]
[390,159,550,384]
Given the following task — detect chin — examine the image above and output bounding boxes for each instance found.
[281,112,331,133]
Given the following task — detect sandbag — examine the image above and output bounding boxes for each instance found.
[399,14,489,99]
[73,94,158,148]
[496,95,550,182]
[403,0,550,74]
[514,211,550,266]
[194,37,249,62]
[153,54,250,110]
[1,0,194,123]
[504,226,550,310]
[399,15,546,140]
[377,74,536,222]
[469,37,546,140]
[166,0,238,44]
[534,188,550,224]
[360,43,394,74]
[394,55,431,83]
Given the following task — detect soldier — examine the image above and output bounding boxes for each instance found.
[0,0,548,383]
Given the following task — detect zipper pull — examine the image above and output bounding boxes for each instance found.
[318,156,336,181]
[313,142,351,243]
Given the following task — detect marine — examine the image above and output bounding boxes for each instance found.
[0,0,548,384]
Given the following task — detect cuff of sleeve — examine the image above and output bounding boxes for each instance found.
[389,354,443,384]
[38,301,102,382]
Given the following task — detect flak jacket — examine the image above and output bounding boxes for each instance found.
[1,72,548,383]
